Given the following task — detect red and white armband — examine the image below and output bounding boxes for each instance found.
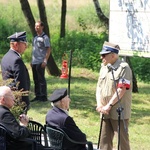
[117,78,130,90]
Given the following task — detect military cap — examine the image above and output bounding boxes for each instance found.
[49,88,67,103]
[100,41,120,55]
[7,31,27,42]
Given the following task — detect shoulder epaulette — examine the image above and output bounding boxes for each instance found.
[120,61,128,68]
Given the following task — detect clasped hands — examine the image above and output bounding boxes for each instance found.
[96,104,111,115]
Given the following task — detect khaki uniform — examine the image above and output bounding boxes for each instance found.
[96,59,132,119]
[96,59,132,150]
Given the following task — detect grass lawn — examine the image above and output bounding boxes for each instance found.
[27,66,150,150]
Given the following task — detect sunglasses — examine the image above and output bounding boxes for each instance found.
[101,53,111,58]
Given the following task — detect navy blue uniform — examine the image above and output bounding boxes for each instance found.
[46,106,87,150]
[1,49,30,107]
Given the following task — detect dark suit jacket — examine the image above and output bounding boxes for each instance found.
[0,105,33,150]
[46,106,87,150]
[1,49,30,106]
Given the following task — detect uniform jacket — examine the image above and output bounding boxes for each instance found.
[1,49,30,105]
[46,106,87,150]
[96,59,132,120]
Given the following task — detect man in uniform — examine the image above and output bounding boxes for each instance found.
[1,31,30,112]
[46,88,87,150]
[96,41,132,150]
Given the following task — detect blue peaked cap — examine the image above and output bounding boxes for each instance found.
[100,41,120,55]
[7,31,27,42]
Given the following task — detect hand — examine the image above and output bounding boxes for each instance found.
[19,114,29,126]
[41,62,46,68]
[96,104,111,115]
[101,104,111,115]
[96,105,103,113]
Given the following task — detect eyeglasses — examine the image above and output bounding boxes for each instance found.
[101,53,109,58]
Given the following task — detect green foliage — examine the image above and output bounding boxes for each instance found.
[11,90,27,119]
[10,88,28,119]
[78,17,87,31]
[0,18,11,53]
[130,57,150,82]
[52,31,108,71]
[0,2,29,31]
[0,2,30,55]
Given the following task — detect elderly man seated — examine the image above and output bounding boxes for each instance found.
[46,88,89,150]
[0,86,44,150]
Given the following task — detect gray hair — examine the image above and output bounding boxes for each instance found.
[52,100,61,107]
[0,86,11,97]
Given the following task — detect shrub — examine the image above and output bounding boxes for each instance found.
[11,90,27,118]
[52,30,108,71]
[130,57,150,83]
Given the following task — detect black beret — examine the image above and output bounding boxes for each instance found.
[49,88,67,103]
[7,31,27,42]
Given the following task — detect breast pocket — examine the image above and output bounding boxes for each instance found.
[101,72,120,98]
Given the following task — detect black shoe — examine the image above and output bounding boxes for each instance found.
[31,97,40,102]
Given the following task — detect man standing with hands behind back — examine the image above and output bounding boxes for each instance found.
[31,21,51,102]
[96,41,132,150]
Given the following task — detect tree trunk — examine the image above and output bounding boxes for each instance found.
[60,0,67,38]
[19,0,61,76]
[46,55,61,76]
[19,0,36,36]
[125,57,138,93]
[36,0,61,76]
[37,0,50,38]
[93,0,109,27]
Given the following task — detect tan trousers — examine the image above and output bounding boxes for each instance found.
[100,119,130,150]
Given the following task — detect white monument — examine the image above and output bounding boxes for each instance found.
[109,0,150,57]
